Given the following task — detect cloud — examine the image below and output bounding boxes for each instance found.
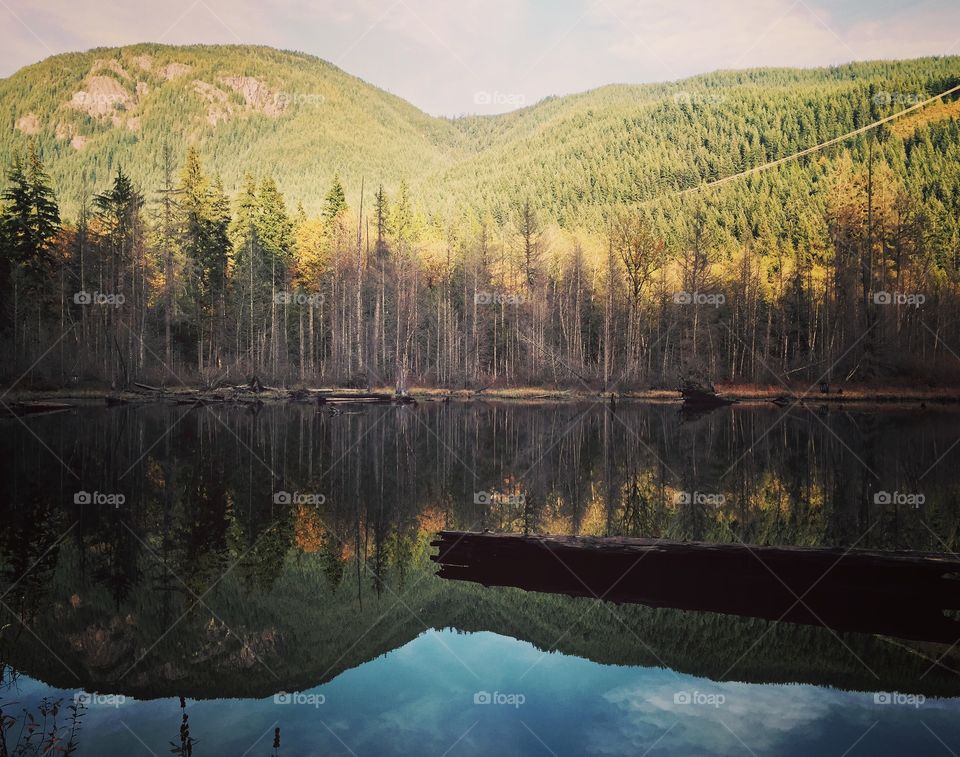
[589,677,849,755]
[588,0,960,77]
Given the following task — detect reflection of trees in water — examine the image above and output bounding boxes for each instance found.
[0,488,72,684]
[1,403,959,605]
[0,402,959,703]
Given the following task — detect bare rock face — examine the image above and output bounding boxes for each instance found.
[219,76,288,117]
[69,75,130,117]
[90,58,131,80]
[160,62,191,80]
[193,79,229,103]
[193,79,236,125]
[191,76,288,125]
[132,54,153,72]
[16,112,40,135]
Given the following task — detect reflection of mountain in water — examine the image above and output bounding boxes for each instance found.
[2,402,960,699]
[6,530,960,700]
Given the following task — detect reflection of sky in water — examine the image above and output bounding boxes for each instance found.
[5,630,960,756]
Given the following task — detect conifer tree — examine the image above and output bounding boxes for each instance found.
[322,174,347,222]
[0,143,61,327]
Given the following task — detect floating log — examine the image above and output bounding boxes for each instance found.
[2,401,75,417]
[431,530,960,644]
[315,391,416,405]
[175,393,234,406]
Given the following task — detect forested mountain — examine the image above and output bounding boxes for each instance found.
[0,44,464,216]
[3,46,959,222]
[2,45,960,389]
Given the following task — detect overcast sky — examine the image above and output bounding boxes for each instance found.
[2,0,959,116]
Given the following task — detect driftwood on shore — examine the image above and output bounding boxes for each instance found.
[432,530,960,644]
[133,382,165,393]
[119,380,418,408]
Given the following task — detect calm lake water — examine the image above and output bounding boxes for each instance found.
[1,399,959,755]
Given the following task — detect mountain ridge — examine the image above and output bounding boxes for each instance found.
[2,43,960,223]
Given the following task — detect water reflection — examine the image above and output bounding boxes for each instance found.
[3,630,960,756]
[432,530,960,644]
[1,400,959,754]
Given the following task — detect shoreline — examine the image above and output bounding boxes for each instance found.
[4,383,960,407]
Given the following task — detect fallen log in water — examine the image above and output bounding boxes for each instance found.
[315,391,416,405]
[2,401,75,417]
[431,530,960,644]
[175,395,228,406]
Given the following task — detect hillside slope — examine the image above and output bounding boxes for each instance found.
[443,59,960,225]
[2,45,960,224]
[0,43,467,213]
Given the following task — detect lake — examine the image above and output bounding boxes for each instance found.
[1,399,959,755]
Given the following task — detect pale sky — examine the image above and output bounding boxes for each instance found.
[2,0,959,116]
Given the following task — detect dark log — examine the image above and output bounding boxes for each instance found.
[431,530,960,644]
[175,393,229,406]
[315,391,416,405]
[2,401,75,417]
[679,380,735,407]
